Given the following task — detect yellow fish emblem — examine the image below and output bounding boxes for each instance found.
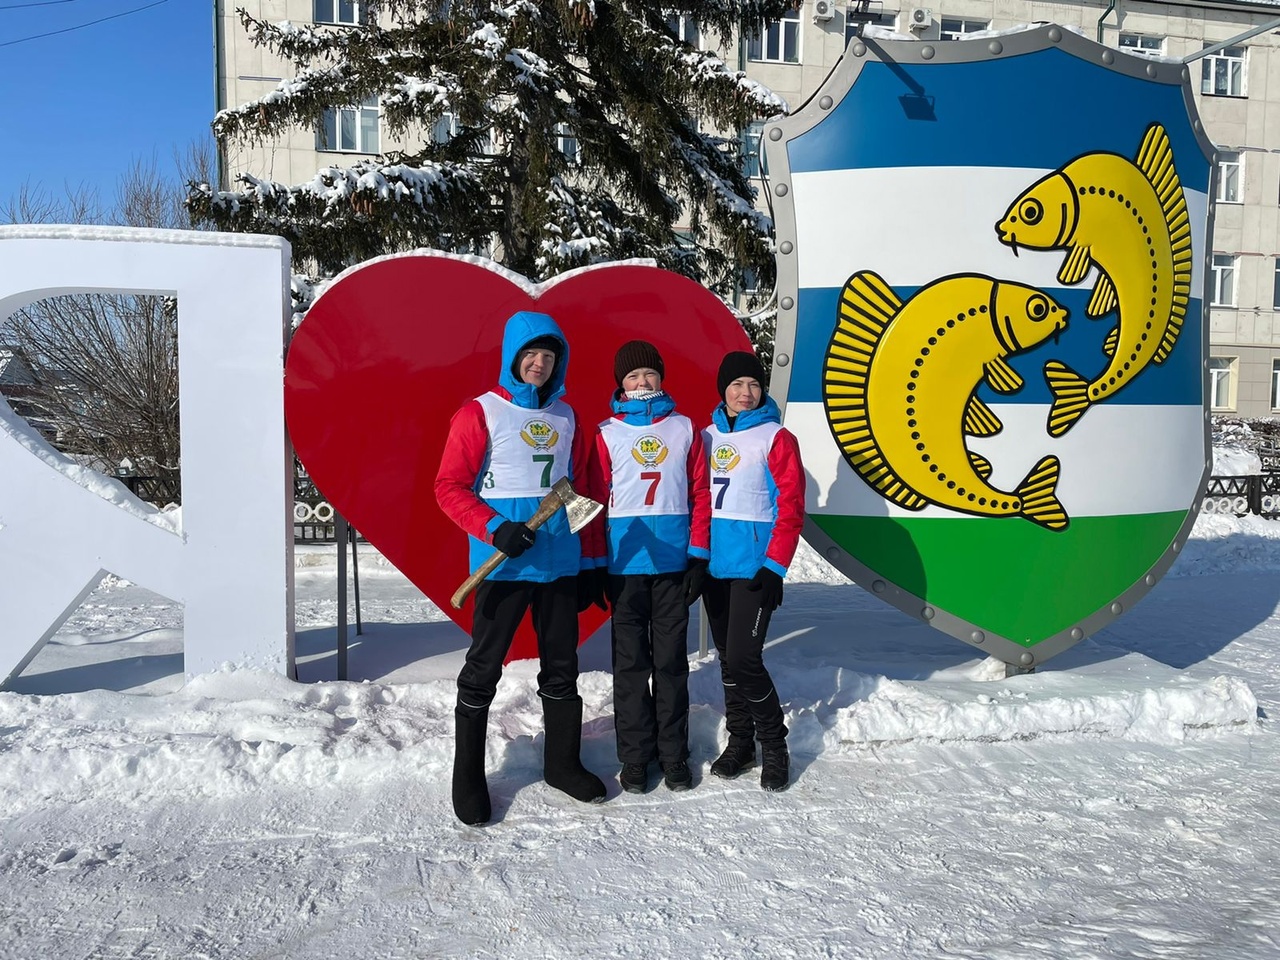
[995,122,1192,436]
[823,272,1070,530]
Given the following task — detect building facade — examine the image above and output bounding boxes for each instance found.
[215,0,1280,416]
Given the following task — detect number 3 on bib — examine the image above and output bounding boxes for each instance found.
[532,453,555,487]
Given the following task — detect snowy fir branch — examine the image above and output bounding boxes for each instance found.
[195,0,795,334]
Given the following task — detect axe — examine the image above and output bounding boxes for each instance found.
[450,476,604,609]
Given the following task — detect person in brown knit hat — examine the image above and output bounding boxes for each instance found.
[588,340,710,794]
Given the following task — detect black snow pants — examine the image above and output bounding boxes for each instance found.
[702,575,788,747]
[608,571,691,765]
[457,576,580,712]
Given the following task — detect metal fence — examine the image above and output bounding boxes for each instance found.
[1201,474,1280,519]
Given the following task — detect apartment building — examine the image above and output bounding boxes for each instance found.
[216,0,1280,416]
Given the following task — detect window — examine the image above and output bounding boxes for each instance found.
[314,0,362,24]
[846,7,898,44]
[1272,359,1280,410]
[1210,357,1236,410]
[1201,44,1246,97]
[1274,260,1280,310]
[1211,254,1238,306]
[742,121,767,178]
[318,96,379,153]
[940,18,988,40]
[1119,33,1164,57]
[1216,151,1242,203]
[431,112,460,145]
[664,12,699,47]
[554,123,580,165]
[748,4,801,63]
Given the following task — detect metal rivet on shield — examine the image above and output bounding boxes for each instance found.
[970,630,985,644]
[819,95,834,110]
[1048,27,1062,42]
[1070,627,1084,640]
[1019,652,1034,666]
[780,241,793,254]
[1146,64,1158,78]
[774,183,789,197]
[1182,67,1191,83]
[780,296,794,310]
[776,353,791,367]
[1145,573,1156,586]
[987,41,1003,55]
[1102,50,1115,65]
[1194,120,1203,133]
[872,579,886,593]
[769,127,783,141]
[920,45,936,60]
[853,42,867,57]
[1172,539,1182,553]
[827,547,841,561]
[1110,601,1123,615]
[922,606,935,620]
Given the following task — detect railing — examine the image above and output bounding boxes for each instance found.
[1201,474,1280,518]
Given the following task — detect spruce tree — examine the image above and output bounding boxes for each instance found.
[188,1,792,343]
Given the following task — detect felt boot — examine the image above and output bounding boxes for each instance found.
[452,706,492,825]
[542,696,607,803]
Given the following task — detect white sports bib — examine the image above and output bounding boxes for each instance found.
[702,422,781,522]
[600,415,693,518]
[476,392,574,498]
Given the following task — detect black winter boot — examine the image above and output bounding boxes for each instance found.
[542,696,607,803]
[760,741,790,792]
[710,737,756,779]
[453,706,492,825]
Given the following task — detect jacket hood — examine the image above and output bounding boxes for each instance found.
[499,311,568,409]
[711,393,780,432]
[610,390,676,425]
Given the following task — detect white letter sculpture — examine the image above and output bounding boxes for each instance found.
[0,226,294,686]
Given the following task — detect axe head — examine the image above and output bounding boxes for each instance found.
[552,476,603,534]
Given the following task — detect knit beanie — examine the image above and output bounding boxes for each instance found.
[613,340,665,386]
[511,334,561,379]
[717,350,767,400]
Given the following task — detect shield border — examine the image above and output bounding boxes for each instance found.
[763,24,1218,667]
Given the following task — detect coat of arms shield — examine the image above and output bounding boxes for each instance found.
[764,25,1215,667]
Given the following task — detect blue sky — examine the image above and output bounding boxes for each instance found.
[0,0,214,203]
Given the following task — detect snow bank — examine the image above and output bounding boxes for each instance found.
[831,667,1257,747]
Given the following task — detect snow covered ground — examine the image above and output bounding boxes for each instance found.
[3,512,1280,958]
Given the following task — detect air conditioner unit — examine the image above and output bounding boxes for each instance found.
[813,0,836,20]
[907,6,932,29]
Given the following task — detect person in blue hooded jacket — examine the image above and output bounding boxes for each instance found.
[701,351,806,792]
[435,310,608,825]
[589,341,711,794]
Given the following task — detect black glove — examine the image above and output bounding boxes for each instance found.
[746,567,784,611]
[682,558,709,607]
[577,568,609,612]
[492,520,536,558]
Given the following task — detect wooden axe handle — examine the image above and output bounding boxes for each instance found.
[449,491,566,609]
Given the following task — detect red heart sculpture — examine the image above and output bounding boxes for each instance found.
[285,253,753,661]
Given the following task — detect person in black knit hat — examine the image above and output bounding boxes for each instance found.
[589,340,710,794]
[699,350,805,791]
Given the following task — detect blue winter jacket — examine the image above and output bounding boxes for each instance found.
[469,311,586,580]
[600,392,699,575]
